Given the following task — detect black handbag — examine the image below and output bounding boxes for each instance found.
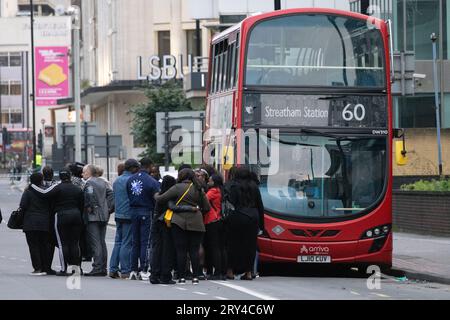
[7,208,24,230]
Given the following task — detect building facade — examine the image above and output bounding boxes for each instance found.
[350,0,450,176]
[0,0,72,162]
[79,0,350,170]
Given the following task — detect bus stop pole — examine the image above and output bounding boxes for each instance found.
[164,112,170,172]
[431,33,443,177]
[106,132,110,181]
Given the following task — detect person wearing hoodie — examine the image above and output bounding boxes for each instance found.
[127,157,160,280]
[20,173,53,275]
[31,169,85,276]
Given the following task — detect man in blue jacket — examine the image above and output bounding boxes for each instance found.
[109,159,140,279]
[127,157,160,280]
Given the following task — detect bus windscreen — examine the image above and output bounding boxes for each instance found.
[245,14,385,88]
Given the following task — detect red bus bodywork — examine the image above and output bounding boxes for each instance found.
[206,8,393,269]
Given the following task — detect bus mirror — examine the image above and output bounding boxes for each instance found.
[393,128,404,139]
[222,145,234,170]
[395,140,408,166]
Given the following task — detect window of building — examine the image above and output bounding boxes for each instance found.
[158,31,171,58]
[9,53,22,67]
[0,81,8,95]
[10,81,22,95]
[394,0,442,60]
[186,30,202,57]
[395,95,437,128]
[10,113,22,124]
[0,53,8,67]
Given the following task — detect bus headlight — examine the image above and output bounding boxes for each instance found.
[361,224,391,239]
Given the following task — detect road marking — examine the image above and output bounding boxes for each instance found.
[193,291,207,296]
[20,259,27,262]
[371,293,390,298]
[9,257,17,260]
[215,296,229,300]
[176,287,187,291]
[0,256,5,259]
[350,291,361,296]
[210,281,279,300]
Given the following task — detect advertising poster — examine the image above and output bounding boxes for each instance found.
[35,46,69,106]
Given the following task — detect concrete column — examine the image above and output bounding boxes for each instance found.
[170,0,183,72]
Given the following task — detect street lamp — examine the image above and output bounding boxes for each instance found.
[30,0,37,169]
[66,5,82,163]
[431,33,443,177]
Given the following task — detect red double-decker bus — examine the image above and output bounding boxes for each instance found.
[205,8,394,271]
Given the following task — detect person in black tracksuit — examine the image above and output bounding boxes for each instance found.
[31,168,84,275]
[20,173,53,275]
[53,169,84,274]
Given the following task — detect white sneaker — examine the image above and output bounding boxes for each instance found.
[129,271,138,280]
[30,270,46,276]
[140,271,150,281]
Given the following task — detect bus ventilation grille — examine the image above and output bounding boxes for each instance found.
[289,229,340,237]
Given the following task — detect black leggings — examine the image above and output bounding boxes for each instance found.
[25,231,51,272]
[204,220,226,276]
[55,213,83,271]
[171,224,204,278]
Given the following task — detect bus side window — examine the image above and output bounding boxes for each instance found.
[229,43,236,89]
[222,40,228,92]
[234,33,240,88]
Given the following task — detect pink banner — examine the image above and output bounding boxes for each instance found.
[35,47,69,107]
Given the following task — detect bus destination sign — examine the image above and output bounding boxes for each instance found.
[243,94,387,128]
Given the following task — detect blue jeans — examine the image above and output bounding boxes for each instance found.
[109,218,132,274]
[131,214,152,272]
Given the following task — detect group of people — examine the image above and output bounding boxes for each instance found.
[17,158,265,285]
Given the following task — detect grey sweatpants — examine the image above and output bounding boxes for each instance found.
[86,222,108,273]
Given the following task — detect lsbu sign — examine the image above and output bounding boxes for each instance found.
[137,54,196,81]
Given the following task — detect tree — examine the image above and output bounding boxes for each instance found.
[129,80,192,163]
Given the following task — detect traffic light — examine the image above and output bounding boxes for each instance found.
[37,130,43,153]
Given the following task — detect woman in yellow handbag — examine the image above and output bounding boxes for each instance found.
[155,168,210,285]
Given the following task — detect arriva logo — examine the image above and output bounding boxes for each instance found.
[300,245,330,254]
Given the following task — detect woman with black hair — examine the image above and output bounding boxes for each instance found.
[155,169,210,285]
[20,173,53,275]
[224,167,264,280]
[204,174,227,280]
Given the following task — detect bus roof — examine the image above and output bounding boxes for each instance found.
[212,7,384,43]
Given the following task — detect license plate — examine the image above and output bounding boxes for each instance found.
[297,255,331,263]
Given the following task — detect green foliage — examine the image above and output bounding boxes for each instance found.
[129,80,192,163]
[400,178,450,192]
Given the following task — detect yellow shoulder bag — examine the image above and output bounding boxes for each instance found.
[164,183,193,227]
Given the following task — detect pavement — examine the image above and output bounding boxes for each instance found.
[393,233,450,285]
[3,178,450,299]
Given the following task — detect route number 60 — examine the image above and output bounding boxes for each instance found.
[343,104,366,121]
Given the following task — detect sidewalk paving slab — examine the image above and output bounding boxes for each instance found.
[393,232,450,285]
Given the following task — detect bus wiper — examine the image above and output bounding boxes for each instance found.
[299,128,341,139]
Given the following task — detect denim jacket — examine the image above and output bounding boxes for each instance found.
[113,171,132,220]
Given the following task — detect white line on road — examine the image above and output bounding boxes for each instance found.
[0,256,5,259]
[210,281,279,300]
[176,287,188,291]
[350,291,361,296]
[371,293,390,298]
[193,291,208,296]
[215,296,229,300]
[9,257,17,260]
